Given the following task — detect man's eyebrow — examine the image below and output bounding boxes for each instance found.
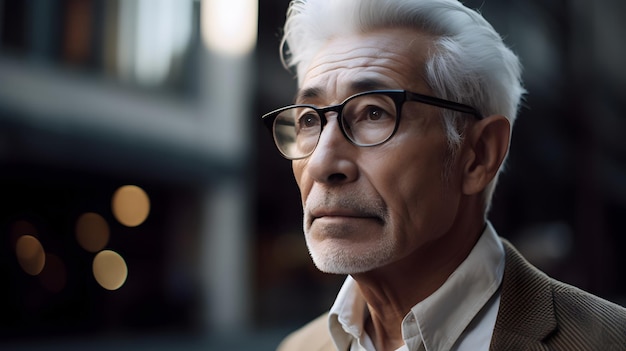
[349,79,390,92]
[294,87,323,104]
[294,79,393,104]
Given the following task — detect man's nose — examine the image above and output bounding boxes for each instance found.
[305,117,358,184]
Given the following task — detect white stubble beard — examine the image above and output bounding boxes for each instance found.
[302,207,398,275]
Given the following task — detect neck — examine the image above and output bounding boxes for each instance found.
[352,203,486,350]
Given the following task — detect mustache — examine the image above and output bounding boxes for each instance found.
[304,191,388,222]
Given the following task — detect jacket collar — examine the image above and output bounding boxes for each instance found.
[490,240,557,350]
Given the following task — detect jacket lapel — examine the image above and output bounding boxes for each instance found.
[490,240,557,350]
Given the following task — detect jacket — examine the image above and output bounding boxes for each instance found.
[277,240,626,350]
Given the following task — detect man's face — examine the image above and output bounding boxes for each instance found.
[293,28,466,274]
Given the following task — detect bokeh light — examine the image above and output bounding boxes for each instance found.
[112,185,150,227]
[39,254,67,293]
[75,212,110,252]
[92,250,128,291]
[15,235,46,276]
[201,0,258,56]
[10,220,38,248]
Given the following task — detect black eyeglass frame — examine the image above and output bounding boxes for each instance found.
[262,89,483,160]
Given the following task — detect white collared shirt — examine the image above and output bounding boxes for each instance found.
[328,222,505,351]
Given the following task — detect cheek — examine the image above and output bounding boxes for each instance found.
[292,160,309,203]
[385,165,439,221]
[292,161,302,185]
[373,143,452,228]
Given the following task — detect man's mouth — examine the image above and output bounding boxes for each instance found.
[309,208,384,225]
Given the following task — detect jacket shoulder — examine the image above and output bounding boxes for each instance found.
[276,313,334,351]
[496,239,626,350]
[551,281,626,348]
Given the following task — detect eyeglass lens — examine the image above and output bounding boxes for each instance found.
[272,93,398,159]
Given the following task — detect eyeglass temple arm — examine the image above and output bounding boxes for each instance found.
[405,91,483,119]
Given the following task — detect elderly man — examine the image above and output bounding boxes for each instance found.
[262,0,626,350]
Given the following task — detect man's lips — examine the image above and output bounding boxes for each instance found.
[310,208,384,224]
[312,209,364,218]
[304,192,388,227]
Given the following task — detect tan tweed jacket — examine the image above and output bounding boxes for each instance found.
[277,240,626,351]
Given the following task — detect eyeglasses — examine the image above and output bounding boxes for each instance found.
[262,89,482,160]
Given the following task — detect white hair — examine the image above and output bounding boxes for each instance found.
[280,0,525,211]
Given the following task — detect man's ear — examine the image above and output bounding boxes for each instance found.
[462,115,510,195]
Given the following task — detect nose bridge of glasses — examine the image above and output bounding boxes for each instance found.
[317,103,343,120]
[313,104,350,148]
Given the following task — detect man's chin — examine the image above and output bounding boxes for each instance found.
[311,260,372,275]
[308,247,389,275]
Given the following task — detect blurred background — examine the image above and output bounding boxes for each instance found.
[0,0,624,349]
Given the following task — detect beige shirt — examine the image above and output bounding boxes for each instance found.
[328,222,505,351]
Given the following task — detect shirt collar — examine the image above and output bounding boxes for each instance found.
[328,222,505,351]
[329,275,367,351]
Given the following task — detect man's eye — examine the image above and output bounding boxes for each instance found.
[366,107,385,120]
[359,105,392,121]
[298,113,320,128]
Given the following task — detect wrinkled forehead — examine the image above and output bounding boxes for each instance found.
[298,28,435,102]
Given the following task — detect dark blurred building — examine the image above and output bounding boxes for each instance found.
[0,0,258,349]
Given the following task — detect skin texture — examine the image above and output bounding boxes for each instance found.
[291,27,511,351]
